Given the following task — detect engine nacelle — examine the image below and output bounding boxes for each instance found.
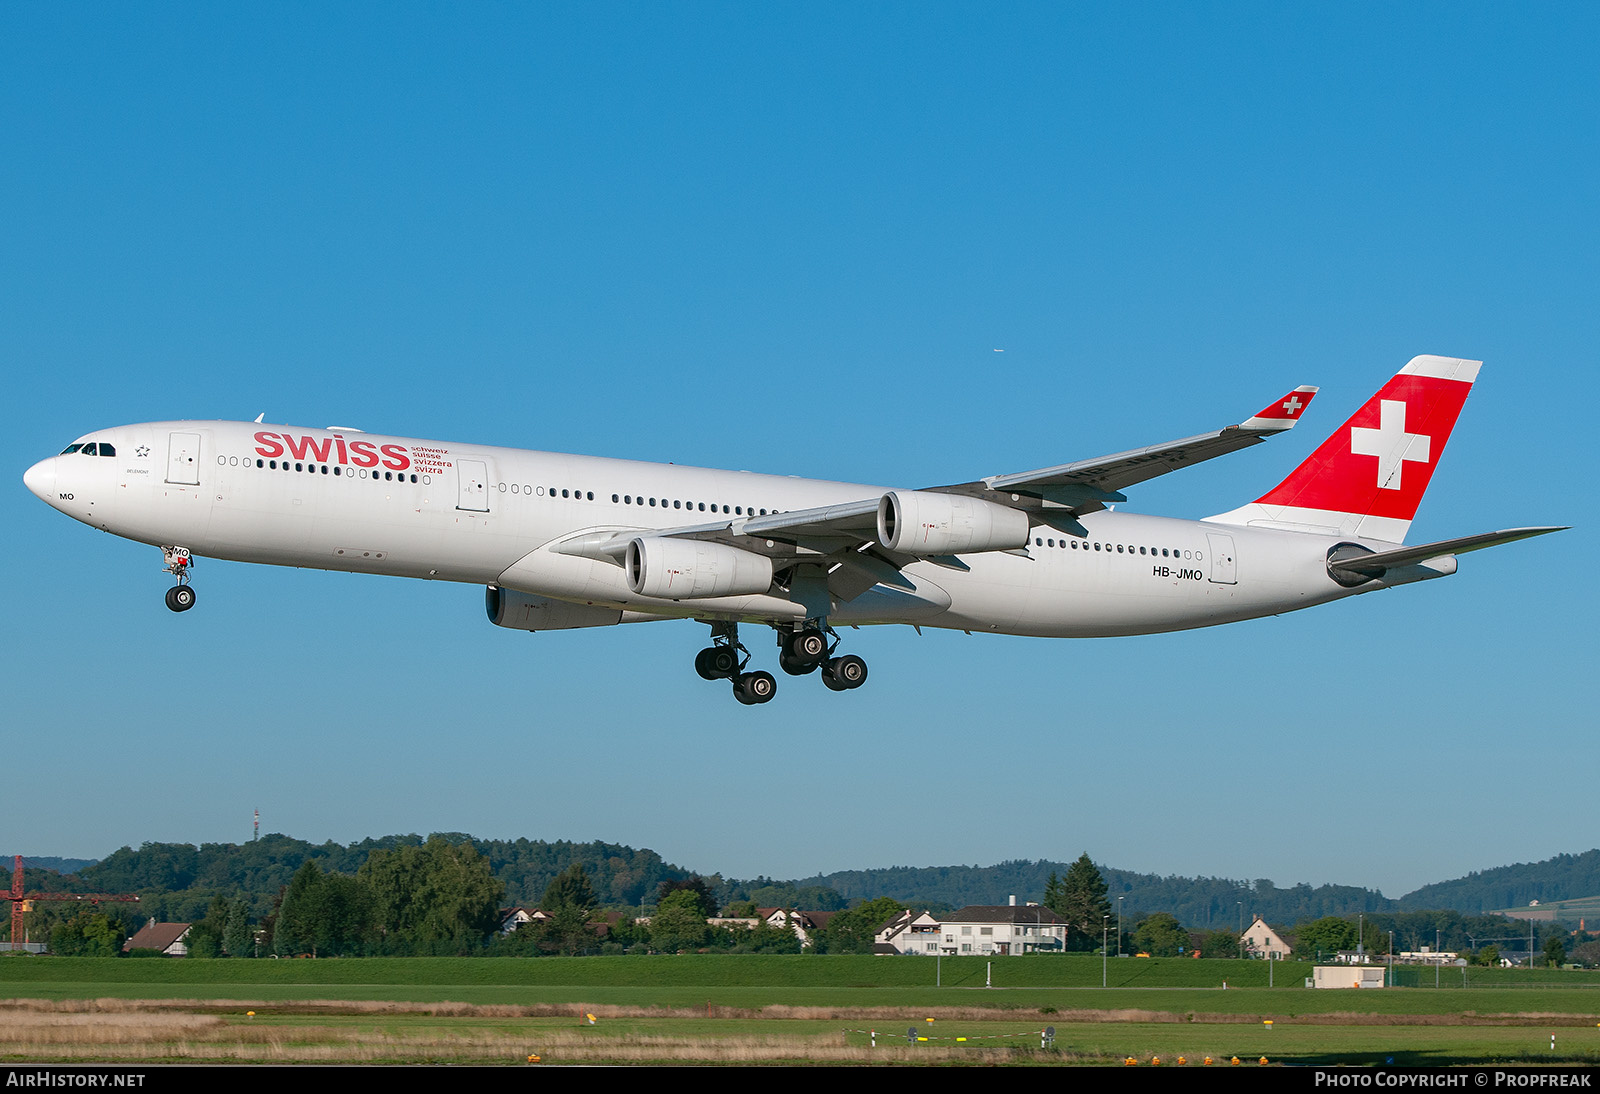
[876,490,1031,555]
[625,537,775,600]
[486,586,623,631]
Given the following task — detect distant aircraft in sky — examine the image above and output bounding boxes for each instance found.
[26,355,1562,704]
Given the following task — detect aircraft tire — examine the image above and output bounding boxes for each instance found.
[166,586,196,613]
[789,629,827,664]
[735,671,776,704]
[778,654,819,676]
[824,654,867,690]
[695,647,737,680]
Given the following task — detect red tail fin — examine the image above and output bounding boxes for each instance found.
[1208,355,1480,542]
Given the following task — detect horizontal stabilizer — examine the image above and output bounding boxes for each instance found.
[1327,526,1566,579]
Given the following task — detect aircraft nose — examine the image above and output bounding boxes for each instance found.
[23,458,56,503]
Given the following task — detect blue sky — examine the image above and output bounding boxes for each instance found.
[4,4,1593,901]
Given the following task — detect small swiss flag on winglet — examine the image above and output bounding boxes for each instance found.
[1241,386,1318,430]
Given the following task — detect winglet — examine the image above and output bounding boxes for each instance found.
[1239,386,1318,432]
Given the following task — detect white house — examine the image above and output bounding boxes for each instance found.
[874,909,942,955]
[1241,915,1290,959]
[940,904,1066,955]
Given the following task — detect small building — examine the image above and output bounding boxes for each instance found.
[1395,947,1460,966]
[940,904,1065,955]
[1241,915,1290,959]
[123,920,191,956]
[1313,965,1387,988]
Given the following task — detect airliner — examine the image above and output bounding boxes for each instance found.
[24,355,1562,704]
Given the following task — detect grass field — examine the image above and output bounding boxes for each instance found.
[3,955,1597,1065]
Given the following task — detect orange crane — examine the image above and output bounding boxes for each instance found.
[4,856,140,949]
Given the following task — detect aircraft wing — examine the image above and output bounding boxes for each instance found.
[931,385,1319,517]
[551,384,1321,600]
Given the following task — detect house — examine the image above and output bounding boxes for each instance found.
[940,903,1065,955]
[498,907,549,934]
[123,920,192,956]
[1241,915,1290,959]
[874,909,943,955]
[759,908,835,947]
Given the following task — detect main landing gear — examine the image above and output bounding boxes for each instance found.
[162,546,196,613]
[693,621,868,704]
[693,622,775,705]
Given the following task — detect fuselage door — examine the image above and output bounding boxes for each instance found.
[456,458,490,512]
[1206,532,1238,585]
[166,432,201,485]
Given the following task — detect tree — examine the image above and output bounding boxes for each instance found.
[184,895,231,958]
[1131,913,1189,956]
[274,861,324,956]
[1198,929,1240,958]
[1294,916,1358,958]
[223,898,254,957]
[49,912,126,957]
[656,877,717,919]
[649,889,710,952]
[542,863,596,914]
[359,836,504,952]
[1048,854,1112,951]
[535,863,598,954]
[815,897,905,954]
[1544,935,1566,968]
[273,860,375,956]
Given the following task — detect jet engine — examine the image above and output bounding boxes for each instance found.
[486,586,624,630]
[625,537,775,600]
[876,490,1031,555]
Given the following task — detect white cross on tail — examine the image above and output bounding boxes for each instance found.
[1349,399,1430,490]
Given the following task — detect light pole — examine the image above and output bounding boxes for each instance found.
[1117,896,1124,957]
[1102,916,1109,988]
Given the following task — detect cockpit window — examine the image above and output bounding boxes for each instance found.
[98,443,115,457]
[79,443,99,456]
[61,443,83,454]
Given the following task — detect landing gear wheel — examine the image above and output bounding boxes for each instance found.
[778,653,820,676]
[695,646,738,680]
[788,628,828,664]
[822,654,867,691]
[733,670,777,705]
[165,585,196,613]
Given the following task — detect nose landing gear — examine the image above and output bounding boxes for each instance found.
[162,546,196,613]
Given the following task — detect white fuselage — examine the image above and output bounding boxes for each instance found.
[26,420,1434,638]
